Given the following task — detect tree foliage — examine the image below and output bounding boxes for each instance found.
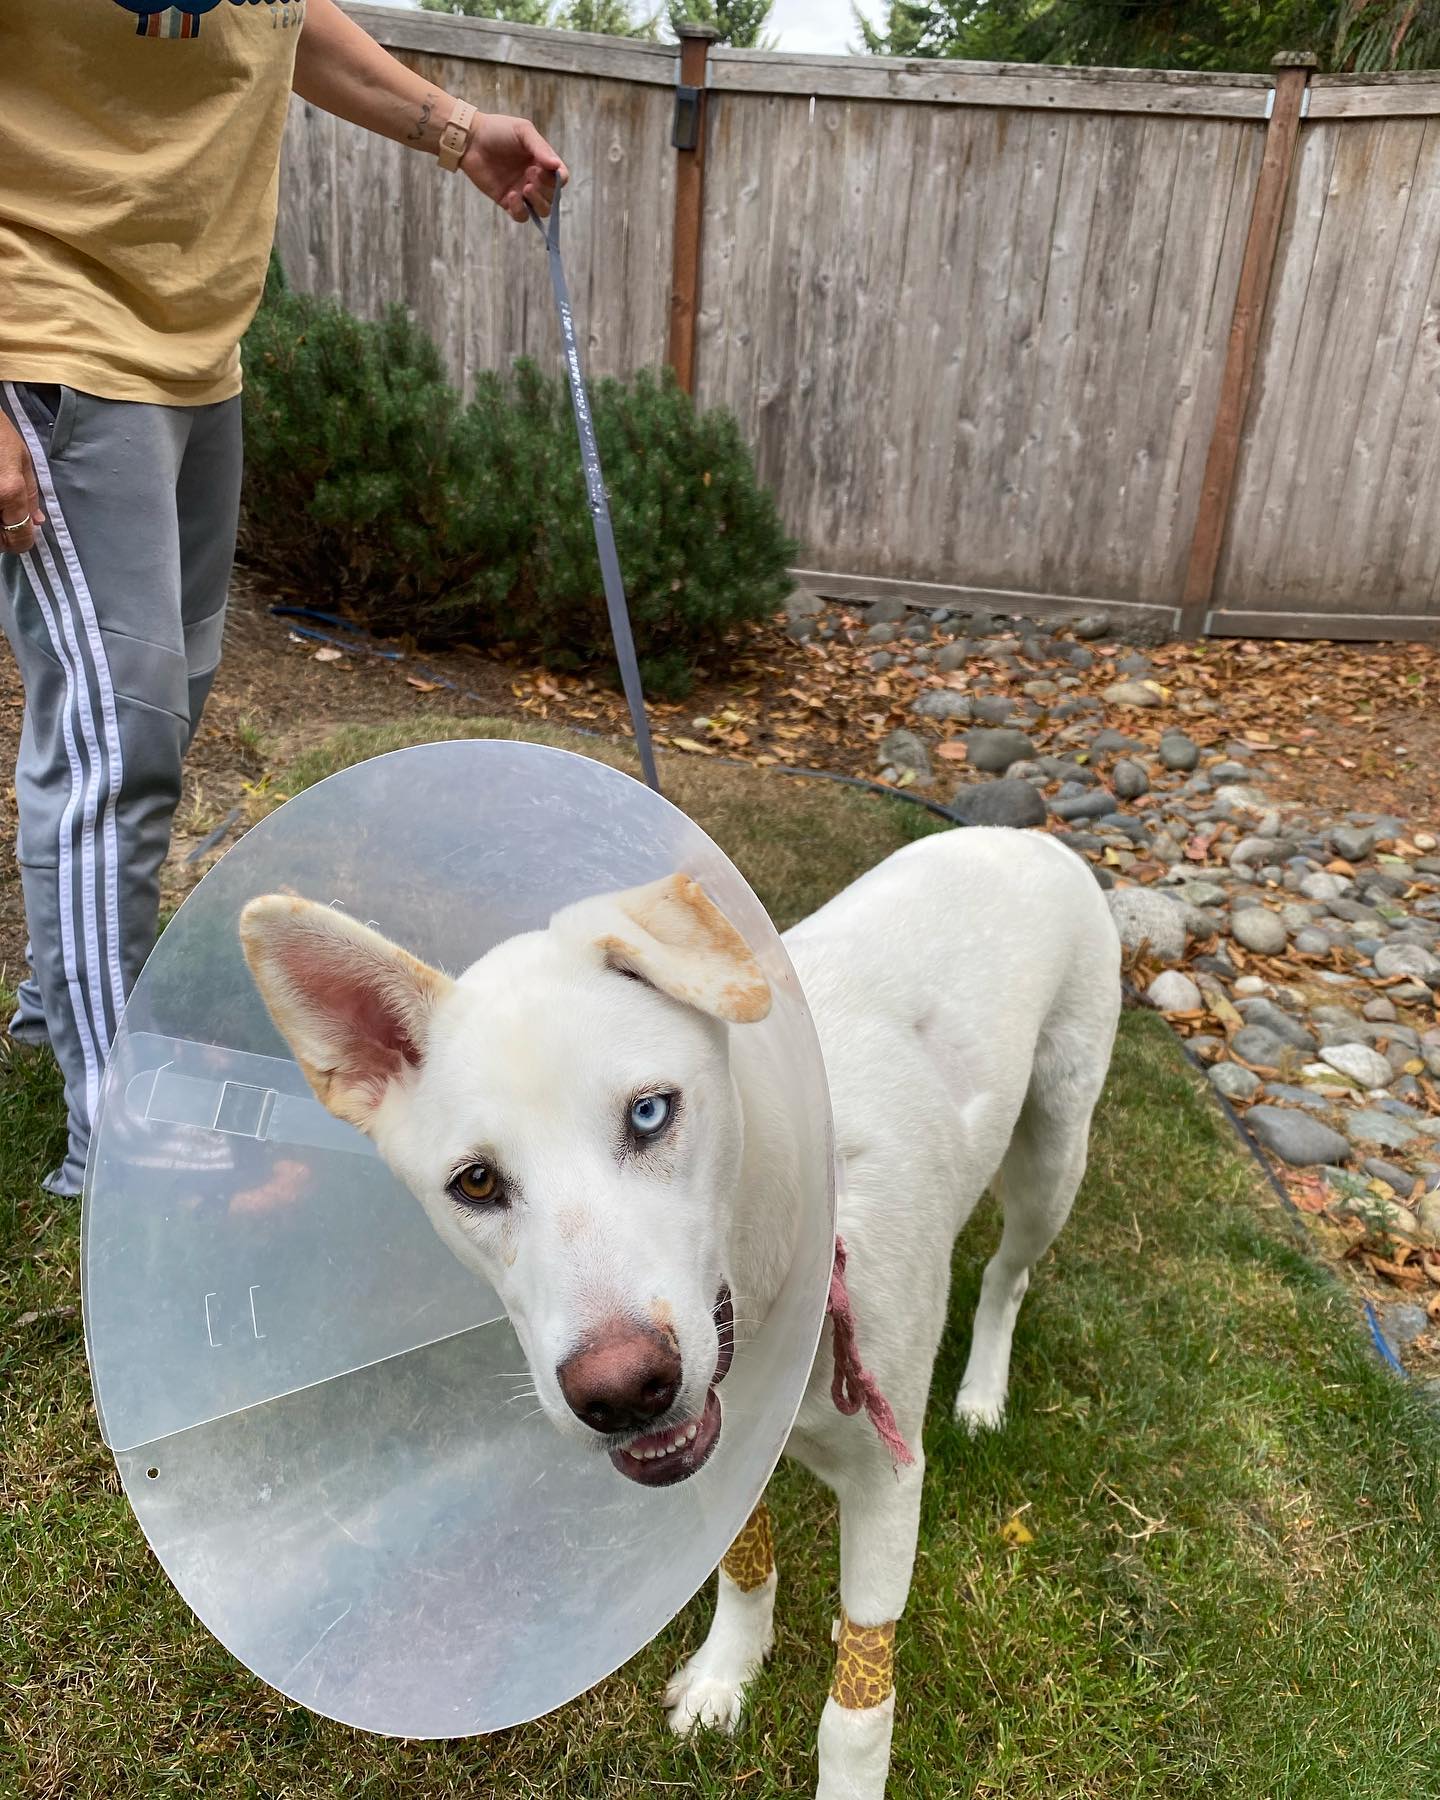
[853,0,1439,71]
[1328,0,1440,71]
[240,274,794,696]
[558,0,659,32]
[667,0,776,48]
[418,0,660,33]
[418,0,551,21]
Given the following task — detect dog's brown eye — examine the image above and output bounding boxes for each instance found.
[452,1162,499,1205]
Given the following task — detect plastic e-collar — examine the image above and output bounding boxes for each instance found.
[82,740,835,1737]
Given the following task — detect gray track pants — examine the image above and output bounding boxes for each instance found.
[0,382,241,1196]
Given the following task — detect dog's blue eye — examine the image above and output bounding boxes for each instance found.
[629,1093,672,1138]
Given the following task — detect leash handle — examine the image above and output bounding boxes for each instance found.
[526,192,661,794]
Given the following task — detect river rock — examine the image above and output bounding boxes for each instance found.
[865,598,908,625]
[1319,1043,1395,1089]
[1232,1025,1292,1069]
[1330,825,1376,861]
[1102,681,1163,709]
[1209,1063,1261,1102]
[878,729,931,784]
[1346,1109,1420,1150]
[1237,999,1314,1050]
[1374,943,1440,984]
[1052,791,1117,823]
[1245,1107,1352,1167]
[964,727,1036,774]
[1147,970,1202,1013]
[1158,732,1199,772]
[948,778,1047,829]
[1231,908,1288,955]
[1108,888,1187,963]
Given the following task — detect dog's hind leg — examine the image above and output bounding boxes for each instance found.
[665,1500,777,1735]
[816,1452,924,1800]
[955,1082,1095,1433]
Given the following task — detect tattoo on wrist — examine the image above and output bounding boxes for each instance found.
[408,90,438,143]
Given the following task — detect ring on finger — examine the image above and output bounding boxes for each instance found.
[1,518,30,535]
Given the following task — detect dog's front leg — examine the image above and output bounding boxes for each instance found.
[817,1454,924,1800]
[665,1500,777,1734]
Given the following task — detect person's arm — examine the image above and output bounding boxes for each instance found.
[291,0,567,222]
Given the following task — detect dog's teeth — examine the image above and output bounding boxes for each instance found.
[625,1419,701,1464]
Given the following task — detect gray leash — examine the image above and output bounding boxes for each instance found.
[527,189,661,793]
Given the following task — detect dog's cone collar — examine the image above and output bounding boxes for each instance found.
[81,741,836,1739]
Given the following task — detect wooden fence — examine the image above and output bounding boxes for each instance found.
[274,9,1440,642]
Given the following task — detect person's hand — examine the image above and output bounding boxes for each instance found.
[461,114,567,223]
[0,412,44,556]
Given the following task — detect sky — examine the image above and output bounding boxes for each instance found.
[768,0,855,54]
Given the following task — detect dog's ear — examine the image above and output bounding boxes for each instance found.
[557,873,771,1024]
[239,896,454,1130]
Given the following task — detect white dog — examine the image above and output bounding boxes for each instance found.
[240,824,1120,1799]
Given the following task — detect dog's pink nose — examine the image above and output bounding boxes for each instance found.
[557,1323,682,1435]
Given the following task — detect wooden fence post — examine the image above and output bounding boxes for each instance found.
[667,22,719,395]
[1178,51,1317,637]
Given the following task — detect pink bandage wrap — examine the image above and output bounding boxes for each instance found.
[826,1236,915,1468]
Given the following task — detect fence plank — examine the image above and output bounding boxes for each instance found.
[696,92,1259,608]
[1307,80,1440,119]
[274,47,675,393]
[708,49,1269,117]
[274,15,1440,640]
[1214,115,1440,623]
[1207,608,1440,642]
[1330,119,1440,615]
[793,567,1179,630]
[344,3,677,85]
[1178,64,1310,630]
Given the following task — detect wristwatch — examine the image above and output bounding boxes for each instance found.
[438,99,477,173]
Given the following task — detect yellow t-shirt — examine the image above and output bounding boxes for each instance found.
[0,0,307,406]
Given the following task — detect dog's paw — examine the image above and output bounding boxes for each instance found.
[664,1625,773,1735]
[954,1388,1006,1433]
[664,1663,752,1736]
[665,1569,776,1734]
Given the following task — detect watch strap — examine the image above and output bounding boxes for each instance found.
[437,99,477,173]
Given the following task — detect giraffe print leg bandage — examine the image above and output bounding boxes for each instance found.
[830,1611,896,1709]
[720,1501,774,1592]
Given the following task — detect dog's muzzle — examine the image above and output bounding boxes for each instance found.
[610,1285,732,1488]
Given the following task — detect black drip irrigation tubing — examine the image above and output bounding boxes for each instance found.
[268,602,1413,1380]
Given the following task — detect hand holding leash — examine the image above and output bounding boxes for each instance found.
[461,112,567,222]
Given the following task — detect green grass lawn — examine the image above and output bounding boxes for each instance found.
[4,722,1439,1798]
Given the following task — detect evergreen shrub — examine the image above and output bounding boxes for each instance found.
[240,270,794,694]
